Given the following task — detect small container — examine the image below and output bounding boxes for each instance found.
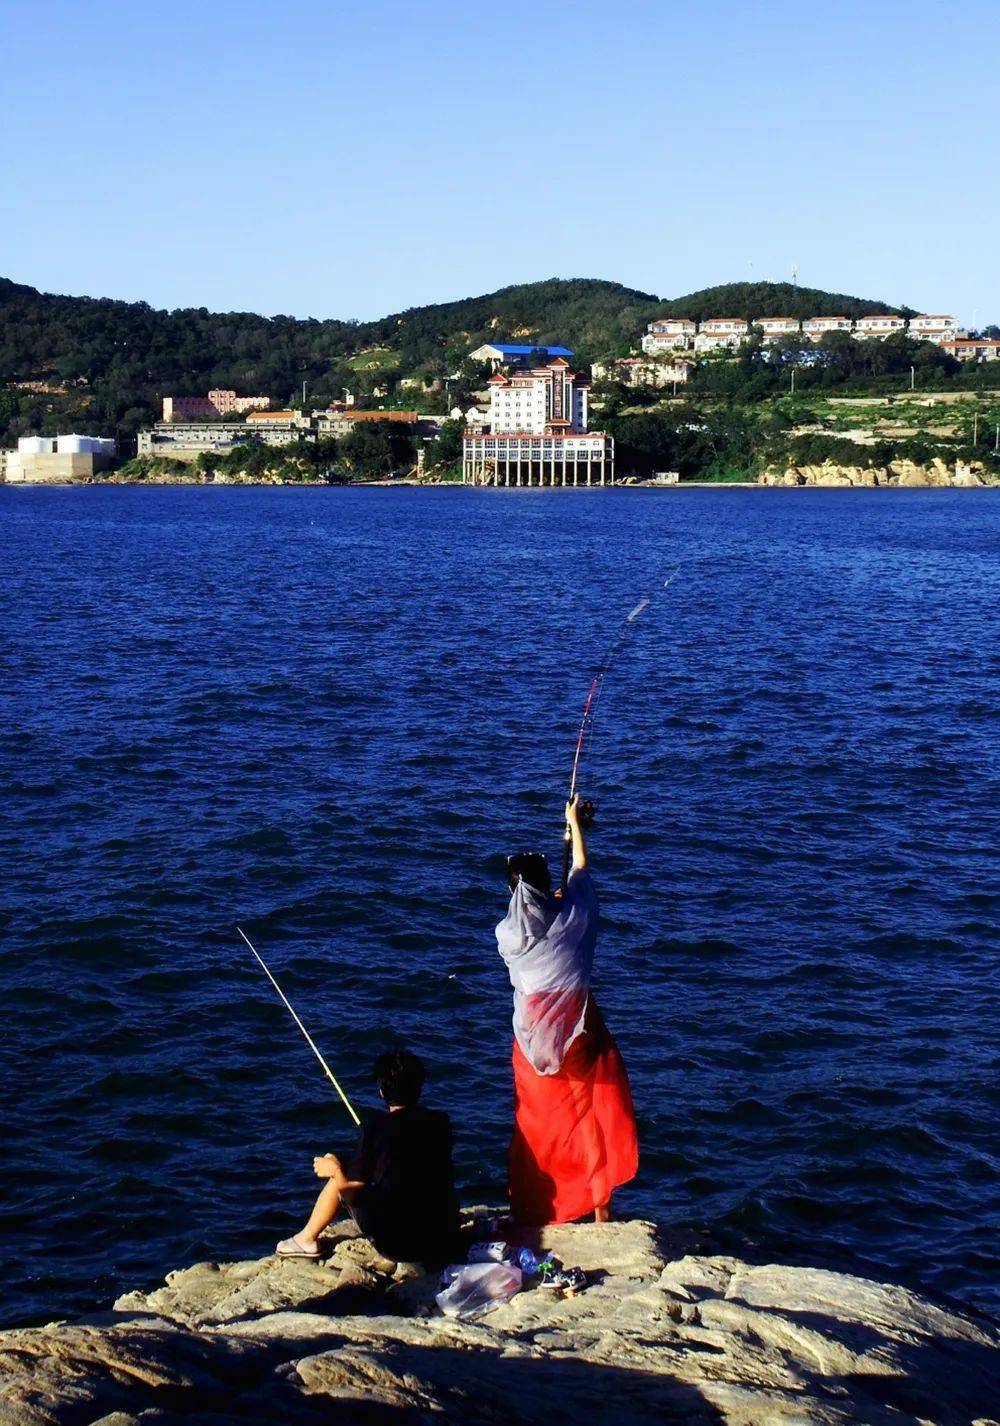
[468,1240,509,1264]
[518,1248,557,1277]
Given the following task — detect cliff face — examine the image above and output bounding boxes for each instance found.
[1,1213,998,1425]
[759,459,996,488]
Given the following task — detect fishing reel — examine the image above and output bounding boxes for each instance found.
[570,798,596,830]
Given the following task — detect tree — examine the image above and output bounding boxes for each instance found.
[340,420,416,479]
[428,419,464,471]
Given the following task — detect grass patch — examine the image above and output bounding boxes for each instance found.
[346,347,400,374]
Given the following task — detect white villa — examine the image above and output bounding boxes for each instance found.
[855,315,907,337]
[641,312,966,354]
[941,338,1000,362]
[757,317,802,341]
[641,318,698,353]
[907,315,960,342]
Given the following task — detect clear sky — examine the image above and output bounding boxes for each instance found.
[3,0,998,324]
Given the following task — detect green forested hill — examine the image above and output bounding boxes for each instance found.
[0,273,920,442]
[654,281,907,323]
[0,274,660,439]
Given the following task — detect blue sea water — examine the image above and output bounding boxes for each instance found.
[0,484,997,1329]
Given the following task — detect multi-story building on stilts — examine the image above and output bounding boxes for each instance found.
[462,357,613,487]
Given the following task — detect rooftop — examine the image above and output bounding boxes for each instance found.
[483,343,574,357]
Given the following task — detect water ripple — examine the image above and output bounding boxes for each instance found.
[0,485,998,1326]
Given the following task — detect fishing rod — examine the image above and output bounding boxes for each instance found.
[560,573,679,893]
[237,926,361,1126]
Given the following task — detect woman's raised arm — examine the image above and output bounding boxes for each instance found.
[565,794,588,872]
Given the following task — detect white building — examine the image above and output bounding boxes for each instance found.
[138,418,309,456]
[854,315,907,339]
[462,357,612,486]
[941,338,1000,362]
[756,317,802,343]
[694,318,749,353]
[701,318,749,341]
[3,433,117,483]
[803,316,854,340]
[641,318,696,353]
[908,315,960,344]
[486,357,588,434]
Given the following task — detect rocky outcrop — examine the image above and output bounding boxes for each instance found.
[759,459,995,488]
[1,1215,997,1425]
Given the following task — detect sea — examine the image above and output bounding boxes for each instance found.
[1,484,997,1329]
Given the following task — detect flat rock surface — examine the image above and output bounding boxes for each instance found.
[1,1216,997,1425]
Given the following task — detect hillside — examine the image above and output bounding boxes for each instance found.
[654,281,908,323]
[0,274,942,444]
[0,274,663,440]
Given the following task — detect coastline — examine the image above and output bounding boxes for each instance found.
[3,1211,997,1424]
[3,476,997,492]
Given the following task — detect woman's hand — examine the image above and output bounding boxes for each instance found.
[565,793,581,826]
[313,1153,345,1183]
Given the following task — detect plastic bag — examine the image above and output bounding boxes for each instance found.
[435,1262,522,1319]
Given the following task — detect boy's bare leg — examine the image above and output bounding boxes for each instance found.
[277,1154,363,1255]
[293,1154,361,1252]
[297,1180,344,1252]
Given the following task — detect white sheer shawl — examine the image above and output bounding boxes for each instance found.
[496,868,599,1075]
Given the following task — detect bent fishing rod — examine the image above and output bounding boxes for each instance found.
[560,572,679,893]
[237,926,361,1125]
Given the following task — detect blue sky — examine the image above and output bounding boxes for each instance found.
[3,0,998,324]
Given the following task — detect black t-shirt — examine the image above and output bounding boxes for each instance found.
[349,1105,458,1263]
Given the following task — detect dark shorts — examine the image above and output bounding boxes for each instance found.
[346,1189,389,1246]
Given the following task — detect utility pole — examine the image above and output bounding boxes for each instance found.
[994,422,999,454]
[910,365,915,391]
[973,411,979,445]
[790,366,795,395]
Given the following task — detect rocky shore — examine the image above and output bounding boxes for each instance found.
[2,1211,997,1425]
[758,458,996,488]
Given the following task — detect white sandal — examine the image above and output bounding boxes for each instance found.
[275,1234,320,1259]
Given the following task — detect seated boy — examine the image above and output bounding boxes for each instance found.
[276,1048,458,1264]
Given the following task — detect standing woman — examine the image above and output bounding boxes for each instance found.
[497,795,638,1225]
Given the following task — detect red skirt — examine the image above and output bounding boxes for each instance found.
[509,997,638,1226]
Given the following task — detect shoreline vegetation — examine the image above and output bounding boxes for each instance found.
[2,1211,997,1422]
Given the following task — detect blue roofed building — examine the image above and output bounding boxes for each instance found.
[469,341,574,370]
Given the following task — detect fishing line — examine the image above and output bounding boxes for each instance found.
[585,570,680,756]
[560,571,679,891]
[237,926,361,1125]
